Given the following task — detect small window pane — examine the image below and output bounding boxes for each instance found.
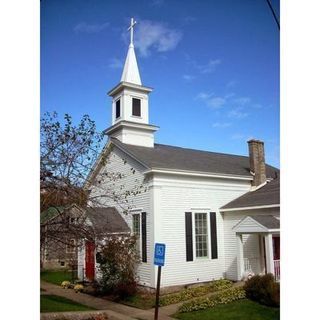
[132,214,140,236]
[116,99,121,118]
[132,98,141,116]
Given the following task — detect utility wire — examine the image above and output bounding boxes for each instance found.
[265,0,280,30]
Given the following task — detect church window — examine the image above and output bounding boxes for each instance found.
[132,98,141,117]
[195,213,208,258]
[115,99,121,119]
[132,214,141,253]
[66,239,76,254]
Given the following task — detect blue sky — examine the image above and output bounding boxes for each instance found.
[41,0,279,167]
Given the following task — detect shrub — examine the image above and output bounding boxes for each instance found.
[61,280,71,289]
[74,284,84,292]
[179,287,246,313]
[159,279,233,306]
[97,235,139,298]
[244,273,280,307]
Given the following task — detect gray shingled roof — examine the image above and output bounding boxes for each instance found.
[86,207,130,235]
[41,205,130,236]
[111,138,279,178]
[250,215,280,229]
[221,178,280,210]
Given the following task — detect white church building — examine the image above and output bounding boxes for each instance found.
[80,19,280,289]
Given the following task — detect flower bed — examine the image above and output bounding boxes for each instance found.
[178,287,246,313]
[159,279,233,306]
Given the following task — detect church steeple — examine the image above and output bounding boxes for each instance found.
[120,18,141,85]
[105,18,159,148]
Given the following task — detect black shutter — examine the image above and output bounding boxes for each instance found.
[141,212,147,262]
[210,212,218,259]
[185,212,193,261]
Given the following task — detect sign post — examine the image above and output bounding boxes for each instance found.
[154,243,166,320]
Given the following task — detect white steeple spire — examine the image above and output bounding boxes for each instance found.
[106,17,159,148]
[120,18,142,85]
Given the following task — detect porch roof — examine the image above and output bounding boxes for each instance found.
[221,178,280,211]
[86,207,130,236]
[232,215,280,233]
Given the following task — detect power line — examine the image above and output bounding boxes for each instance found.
[265,0,280,30]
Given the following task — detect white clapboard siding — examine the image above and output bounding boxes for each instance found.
[151,174,251,287]
[223,208,280,280]
[77,240,85,280]
[88,146,152,287]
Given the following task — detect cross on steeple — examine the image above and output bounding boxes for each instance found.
[127,18,137,46]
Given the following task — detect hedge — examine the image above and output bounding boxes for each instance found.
[159,279,233,307]
[178,287,246,313]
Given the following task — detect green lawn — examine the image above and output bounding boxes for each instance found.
[41,270,74,285]
[40,295,95,313]
[175,299,280,320]
[121,294,155,309]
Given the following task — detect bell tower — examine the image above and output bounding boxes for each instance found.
[105,18,159,148]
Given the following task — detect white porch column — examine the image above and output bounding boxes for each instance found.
[264,234,275,275]
[236,234,244,281]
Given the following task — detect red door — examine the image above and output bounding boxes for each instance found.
[85,241,95,281]
[273,236,280,260]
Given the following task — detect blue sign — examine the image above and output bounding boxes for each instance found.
[154,243,166,266]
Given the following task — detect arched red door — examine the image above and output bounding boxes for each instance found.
[85,241,95,281]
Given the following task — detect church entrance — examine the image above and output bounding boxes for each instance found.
[85,241,95,281]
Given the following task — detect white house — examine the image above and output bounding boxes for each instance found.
[82,18,280,289]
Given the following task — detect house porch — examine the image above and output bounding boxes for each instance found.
[233,215,280,281]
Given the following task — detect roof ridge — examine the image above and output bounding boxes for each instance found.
[154,142,250,159]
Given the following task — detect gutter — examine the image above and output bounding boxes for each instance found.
[220,204,280,212]
[143,168,253,181]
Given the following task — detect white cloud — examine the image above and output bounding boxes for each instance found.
[228,108,249,119]
[150,0,165,7]
[181,16,197,25]
[196,92,225,109]
[231,133,254,141]
[207,97,226,108]
[226,80,236,88]
[134,20,183,57]
[231,133,246,140]
[212,122,232,128]
[108,58,123,69]
[196,92,213,100]
[197,59,221,74]
[74,21,109,33]
[183,74,195,81]
[233,97,251,105]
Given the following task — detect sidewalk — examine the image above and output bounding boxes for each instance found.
[41,281,174,320]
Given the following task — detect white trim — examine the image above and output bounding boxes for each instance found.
[221,204,280,212]
[232,216,280,234]
[144,168,253,181]
[250,181,267,191]
[108,81,153,96]
[105,121,159,135]
[192,211,211,260]
[132,212,142,261]
[129,207,143,212]
[232,216,269,233]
